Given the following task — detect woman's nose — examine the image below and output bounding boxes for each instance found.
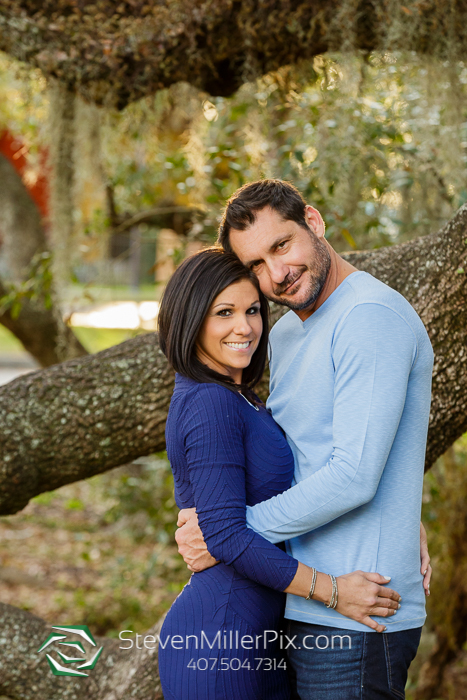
[233,315,253,336]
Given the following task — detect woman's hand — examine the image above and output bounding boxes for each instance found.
[335,571,401,633]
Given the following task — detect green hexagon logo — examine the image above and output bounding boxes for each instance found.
[36,625,103,677]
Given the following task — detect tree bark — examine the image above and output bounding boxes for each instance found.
[0,155,46,283]
[0,152,89,366]
[0,203,466,516]
[0,602,165,700]
[0,0,466,109]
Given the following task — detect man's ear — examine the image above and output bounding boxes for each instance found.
[304,205,325,239]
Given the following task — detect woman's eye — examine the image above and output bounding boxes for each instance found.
[247,307,260,315]
[217,309,231,316]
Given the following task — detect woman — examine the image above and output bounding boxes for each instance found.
[157,247,401,700]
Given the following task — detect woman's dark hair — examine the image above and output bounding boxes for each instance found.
[158,247,269,396]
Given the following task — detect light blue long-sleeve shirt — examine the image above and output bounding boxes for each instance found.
[245,270,434,632]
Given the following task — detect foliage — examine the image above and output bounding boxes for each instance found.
[0,251,53,318]
[0,51,48,161]
[98,53,467,253]
[422,436,467,647]
[2,51,466,268]
[101,454,179,544]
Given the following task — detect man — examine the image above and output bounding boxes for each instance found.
[176,179,433,698]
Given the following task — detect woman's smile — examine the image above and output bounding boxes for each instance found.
[224,340,253,351]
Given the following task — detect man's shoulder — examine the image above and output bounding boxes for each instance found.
[345,271,426,332]
[347,271,406,306]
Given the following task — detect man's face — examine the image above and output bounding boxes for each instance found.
[229,206,331,312]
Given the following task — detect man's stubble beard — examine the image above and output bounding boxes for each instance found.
[267,230,332,311]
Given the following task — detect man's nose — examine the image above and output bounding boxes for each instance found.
[267,259,289,284]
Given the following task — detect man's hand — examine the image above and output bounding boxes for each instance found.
[420,521,431,596]
[175,508,218,572]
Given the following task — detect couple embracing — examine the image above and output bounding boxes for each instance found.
[157,179,433,699]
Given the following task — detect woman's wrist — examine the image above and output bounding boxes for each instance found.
[311,571,333,605]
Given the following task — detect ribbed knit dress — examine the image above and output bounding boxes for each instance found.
[158,373,300,700]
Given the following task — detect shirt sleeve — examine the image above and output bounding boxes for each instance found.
[245,303,418,543]
[183,384,299,591]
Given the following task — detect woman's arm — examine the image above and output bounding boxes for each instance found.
[181,384,299,593]
[179,384,401,632]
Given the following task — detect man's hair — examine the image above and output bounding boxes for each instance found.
[217,179,308,252]
[158,247,269,395]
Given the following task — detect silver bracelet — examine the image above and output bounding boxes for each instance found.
[325,574,338,609]
[332,576,338,609]
[305,567,318,600]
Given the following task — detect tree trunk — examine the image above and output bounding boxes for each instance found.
[0,602,165,700]
[0,152,88,365]
[0,1,466,109]
[47,82,76,294]
[0,154,46,283]
[0,203,466,517]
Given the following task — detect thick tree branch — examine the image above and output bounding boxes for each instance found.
[0,1,466,108]
[0,205,466,516]
[113,205,206,235]
[0,602,164,700]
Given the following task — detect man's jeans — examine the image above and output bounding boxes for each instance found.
[285,620,422,699]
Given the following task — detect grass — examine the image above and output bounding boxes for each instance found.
[72,327,150,353]
[0,324,26,354]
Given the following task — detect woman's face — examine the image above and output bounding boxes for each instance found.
[196,278,263,385]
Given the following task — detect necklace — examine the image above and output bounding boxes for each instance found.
[239,392,260,411]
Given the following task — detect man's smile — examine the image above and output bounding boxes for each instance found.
[275,271,304,296]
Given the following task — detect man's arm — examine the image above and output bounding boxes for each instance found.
[176,509,433,592]
[244,303,417,542]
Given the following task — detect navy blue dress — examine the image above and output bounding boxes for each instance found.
[158,374,299,700]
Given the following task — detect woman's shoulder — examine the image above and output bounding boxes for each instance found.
[174,373,244,414]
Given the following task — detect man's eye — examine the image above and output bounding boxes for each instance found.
[277,241,287,249]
